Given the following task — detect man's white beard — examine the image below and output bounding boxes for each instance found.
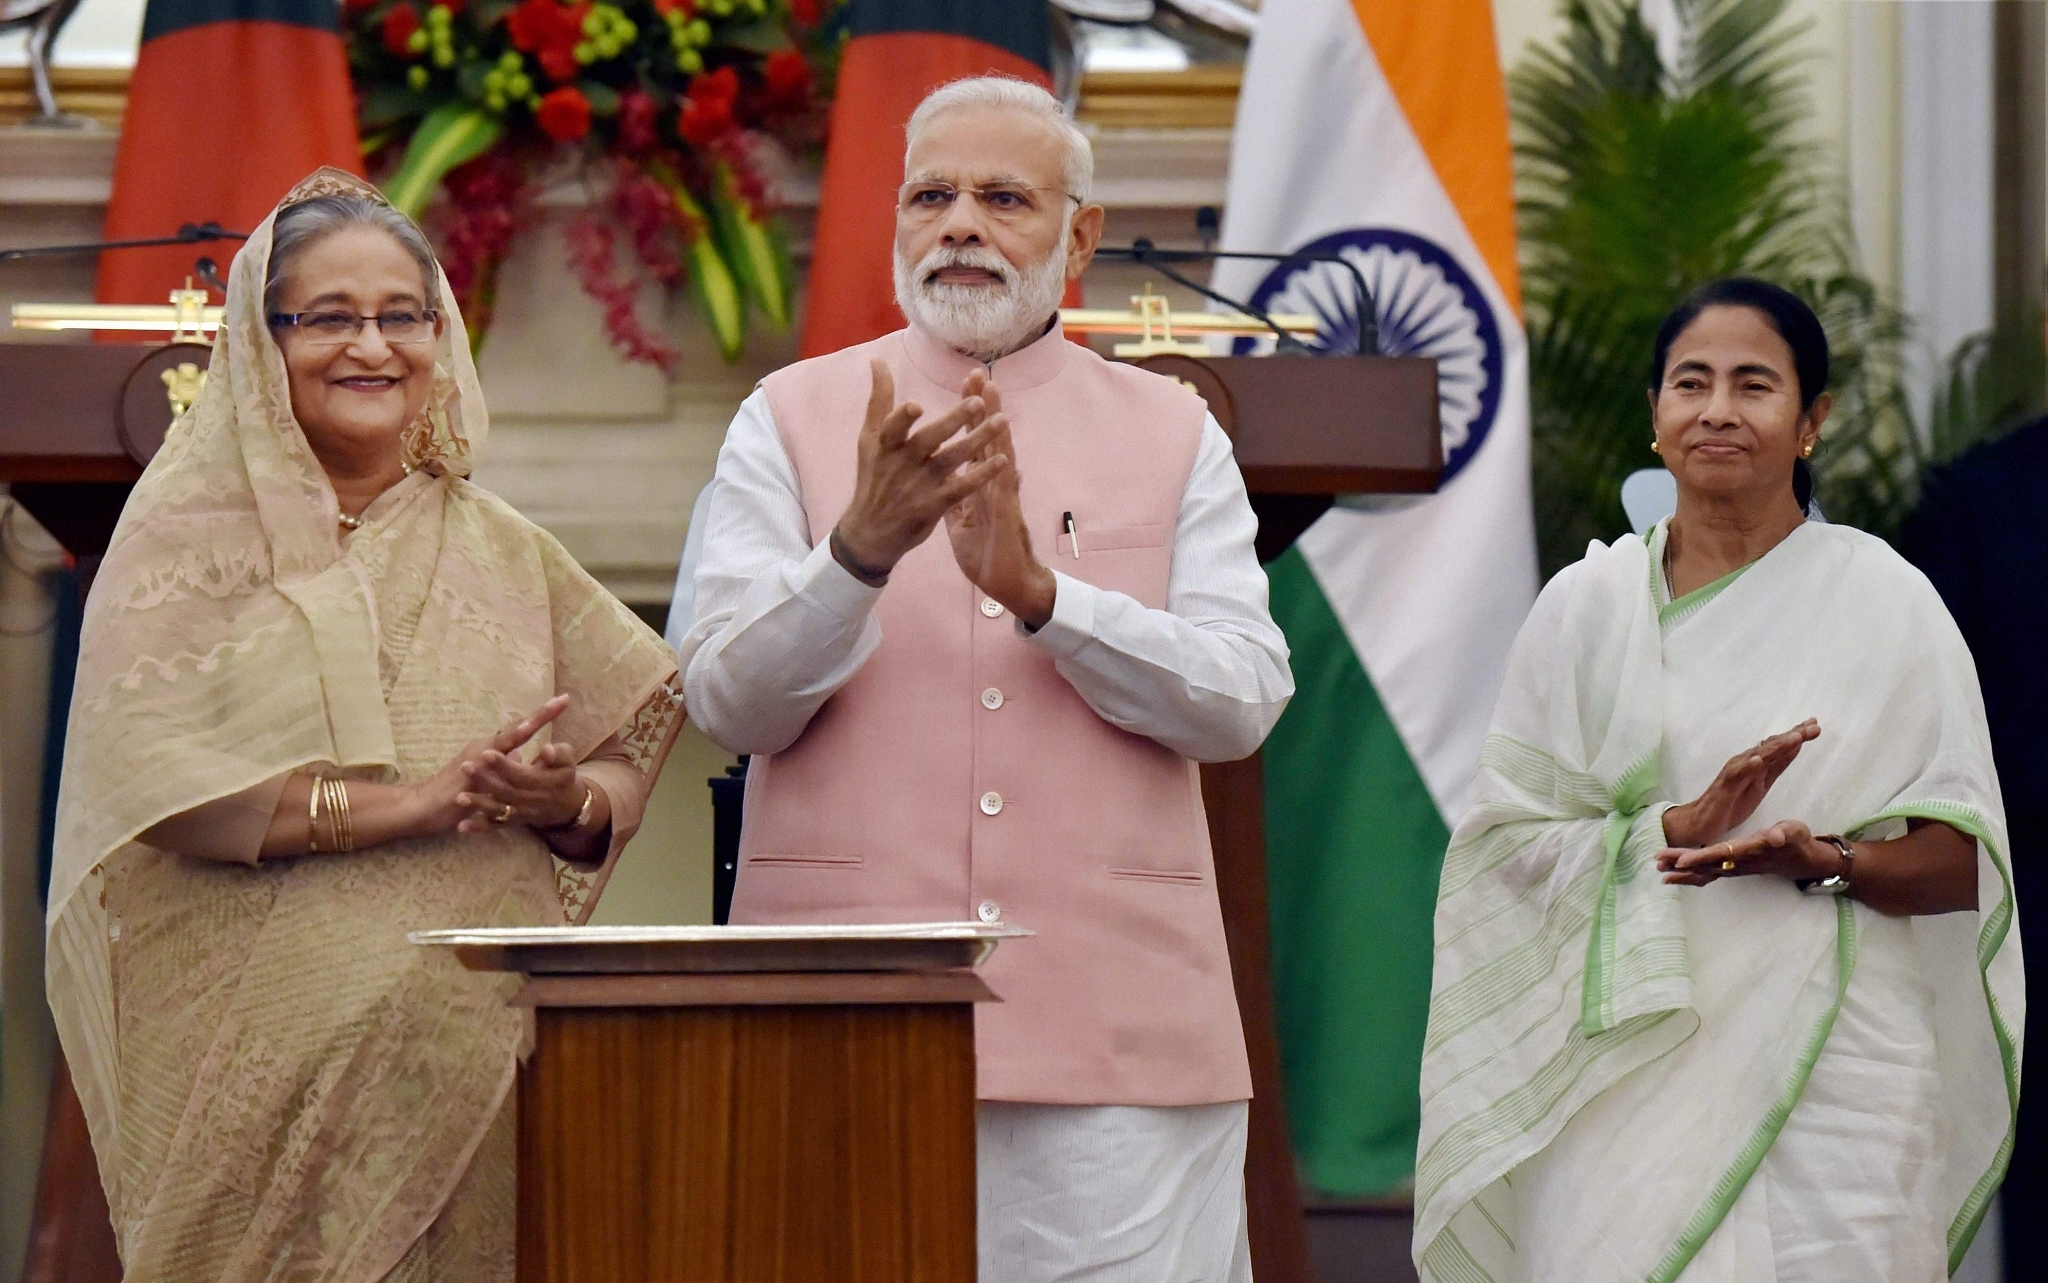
[893,229,1071,362]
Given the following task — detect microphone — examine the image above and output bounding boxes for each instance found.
[1089,238,1379,356]
[0,221,249,264]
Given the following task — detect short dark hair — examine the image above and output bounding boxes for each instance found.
[1648,277,1830,508]
[1649,277,1829,408]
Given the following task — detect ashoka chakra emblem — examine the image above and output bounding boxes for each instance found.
[1235,228,1505,485]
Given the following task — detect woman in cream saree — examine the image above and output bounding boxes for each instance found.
[45,170,682,1281]
[1414,281,2019,1281]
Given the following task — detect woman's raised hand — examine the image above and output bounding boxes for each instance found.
[1657,819,1843,887]
[1660,719,1820,849]
[410,696,572,837]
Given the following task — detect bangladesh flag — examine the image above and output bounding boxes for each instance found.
[1212,0,1537,1196]
[98,0,362,305]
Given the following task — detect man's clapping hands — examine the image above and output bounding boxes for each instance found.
[831,363,1056,628]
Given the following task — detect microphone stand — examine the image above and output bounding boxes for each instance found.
[0,223,248,271]
[1092,239,1379,357]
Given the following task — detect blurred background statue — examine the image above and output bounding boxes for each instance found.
[1,0,89,127]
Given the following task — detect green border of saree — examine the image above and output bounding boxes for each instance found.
[1643,802,2017,1280]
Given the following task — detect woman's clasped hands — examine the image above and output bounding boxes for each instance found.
[411,695,592,837]
[1654,718,1845,886]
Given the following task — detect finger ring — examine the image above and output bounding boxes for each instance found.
[493,803,514,824]
[1720,859,1737,873]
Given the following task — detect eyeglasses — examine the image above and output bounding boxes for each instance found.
[897,181,1083,223]
[267,309,439,347]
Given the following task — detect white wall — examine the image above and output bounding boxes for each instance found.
[0,0,143,67]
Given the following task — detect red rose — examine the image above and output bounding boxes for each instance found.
[761,49,811,112]
[677,66,739,145]
[693,66,739,105]
[507,0,592,81]
[381,3,421,56]
[790,0,820,25]
[651,0,692,14]
[536,86,593,142]
[537,46,580,81]
[343,0,379,14]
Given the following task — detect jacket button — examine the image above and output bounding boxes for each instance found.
[979,791,1004,816]
[980,597,1005,618]
[978,900,1002,923]
[981,687,1004,710]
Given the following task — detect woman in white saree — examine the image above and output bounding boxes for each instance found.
[1414,278,2019,1282]
[45,170,682,1280]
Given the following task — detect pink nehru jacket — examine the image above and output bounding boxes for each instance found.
[732,322,1252,1107]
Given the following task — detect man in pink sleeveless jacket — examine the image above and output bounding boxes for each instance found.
[678,76,1293,1282]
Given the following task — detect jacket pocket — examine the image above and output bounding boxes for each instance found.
[1054,522,1169,557]
[743,854,865,870]
[1106,867,1206,886]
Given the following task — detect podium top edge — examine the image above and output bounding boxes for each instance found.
[408,921,1035,948]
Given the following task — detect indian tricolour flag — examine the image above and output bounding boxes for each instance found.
[1212,0,1536,1195]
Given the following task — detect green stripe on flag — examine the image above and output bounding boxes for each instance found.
[1264,547,1450,1196]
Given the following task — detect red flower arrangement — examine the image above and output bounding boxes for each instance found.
[347,0,840,367]
[535,86,593,141]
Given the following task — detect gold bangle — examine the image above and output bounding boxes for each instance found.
[539,782,596,834]
[308,776,325,854]
[323,777,355,853]
[332,778,355,852]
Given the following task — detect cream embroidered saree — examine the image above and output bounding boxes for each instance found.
[45,171,680,1282]
[1414,519,2021,1282]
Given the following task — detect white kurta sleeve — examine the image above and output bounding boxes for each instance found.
[1024,413,1294,761]
[663,479,718,654]
[678,389,884,755]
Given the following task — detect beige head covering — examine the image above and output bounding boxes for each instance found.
[46,169,676,1278]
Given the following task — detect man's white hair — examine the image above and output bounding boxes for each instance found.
[904,76,1095,204]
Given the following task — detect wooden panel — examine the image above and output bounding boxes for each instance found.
[0,345,149,481]
[520,1003,977,1283]
[1077,67,1243,130]
[0,68,129,129]
[512,969,995,1008]
[1130,353,1442,495]
[22,1053,123,1283]
[1202,754,1317,1283]
[1219,356,1441,493]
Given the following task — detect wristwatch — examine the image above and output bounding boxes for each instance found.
[1798,834,1856,895]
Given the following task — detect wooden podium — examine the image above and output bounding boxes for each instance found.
[412,923,1024,1282]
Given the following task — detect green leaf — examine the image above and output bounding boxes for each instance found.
[580,81,622,116]
[457,58,492,102]
[360,82,433,130]
[708,166,791,331]
[381,103,504,218]
[688,236,747,361]
[645,159,748,358]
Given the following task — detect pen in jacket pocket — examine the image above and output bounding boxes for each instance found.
[1062,511,1081,558]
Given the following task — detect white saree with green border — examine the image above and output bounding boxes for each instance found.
[1413,518,2021,1282]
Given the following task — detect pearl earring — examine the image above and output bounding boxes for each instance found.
[1650,439,1662,454]
[1801,441,1815,459]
